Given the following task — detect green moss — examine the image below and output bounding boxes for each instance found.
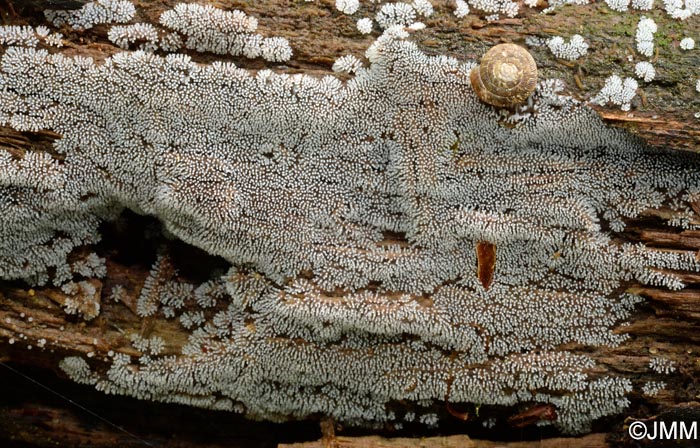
[655,33,671,50]
[607,17,637,38]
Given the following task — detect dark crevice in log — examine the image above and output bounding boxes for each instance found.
[0,362,321,448]
[2,1,700,447]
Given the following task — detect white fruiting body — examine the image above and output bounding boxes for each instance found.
[159,4,292,62]
[547,34,589,61]
[635,61,655,82]
[333,55,364,73]
[45,0,136,30]
[592,74,639,111]
[680,37,695,50]
[336,0,360,15]
[357,18,374,33]
[454,0,471,16]
[0,0,697,437]
[635,17,657,58]
[375,3,418,29]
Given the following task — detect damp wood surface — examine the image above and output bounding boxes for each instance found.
[2,222,700,447]
[3,0,699,150]
[1,0,700,447]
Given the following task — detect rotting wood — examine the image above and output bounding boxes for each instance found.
[1,1,700,447]
[4,0,700,151]
[279,433,610,448]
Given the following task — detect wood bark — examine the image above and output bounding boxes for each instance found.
[1,0,700,447]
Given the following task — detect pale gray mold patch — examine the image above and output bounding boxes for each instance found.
[1,12,699,433]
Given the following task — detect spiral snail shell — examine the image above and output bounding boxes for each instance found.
[470,43,538,108]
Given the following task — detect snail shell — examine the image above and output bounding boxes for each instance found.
[470,43,538,108]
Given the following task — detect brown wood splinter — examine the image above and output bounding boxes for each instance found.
[446,402,471,421]
[320,417,337,448]
[508,404,557,428]
[476,241,497,290]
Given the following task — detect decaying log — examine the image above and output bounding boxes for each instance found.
[2,215,700,447]
[2,0,700,447]
[279,433,610,448]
